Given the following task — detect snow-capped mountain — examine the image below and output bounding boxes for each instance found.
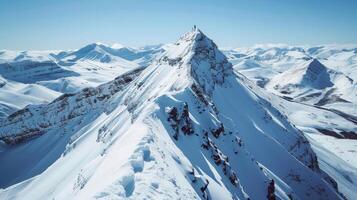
[57,42,163,65]
[226,44,357,82]
[268,58,334,91]
[226,44,357,117]
[0,28,344,199]
[266,59,356,111]
[226,44,357,116]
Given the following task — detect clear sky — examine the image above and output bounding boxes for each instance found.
[1,0,357,50]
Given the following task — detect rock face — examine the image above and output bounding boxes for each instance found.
[187,28,233,94]
[0,28,343,200]
[302,59,333,89]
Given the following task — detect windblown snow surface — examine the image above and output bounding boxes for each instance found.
[0,29,347,200]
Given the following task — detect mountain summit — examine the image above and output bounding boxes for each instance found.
[0,29,343,200]
[180,27,233,94]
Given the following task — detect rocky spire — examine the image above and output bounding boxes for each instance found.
[174,27,234,94]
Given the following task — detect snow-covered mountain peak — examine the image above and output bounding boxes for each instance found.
[77,42,103,52]
[190,29,233,90]
[266,58,334,93]
[161,28,233,94]
[176,26,201,41]
[110,43,125,49]
[62,43,111,63]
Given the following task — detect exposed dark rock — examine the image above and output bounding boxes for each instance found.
[211,123,224,138]
[267,180,276,200]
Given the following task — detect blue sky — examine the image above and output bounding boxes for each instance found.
[1,0,357,50]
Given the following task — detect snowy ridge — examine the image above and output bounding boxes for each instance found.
[0,67,144,144]
[0,28,343,199]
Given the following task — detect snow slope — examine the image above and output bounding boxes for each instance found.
[259,89,357,200]
[0,28,343,200]
[0,75,61,119]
